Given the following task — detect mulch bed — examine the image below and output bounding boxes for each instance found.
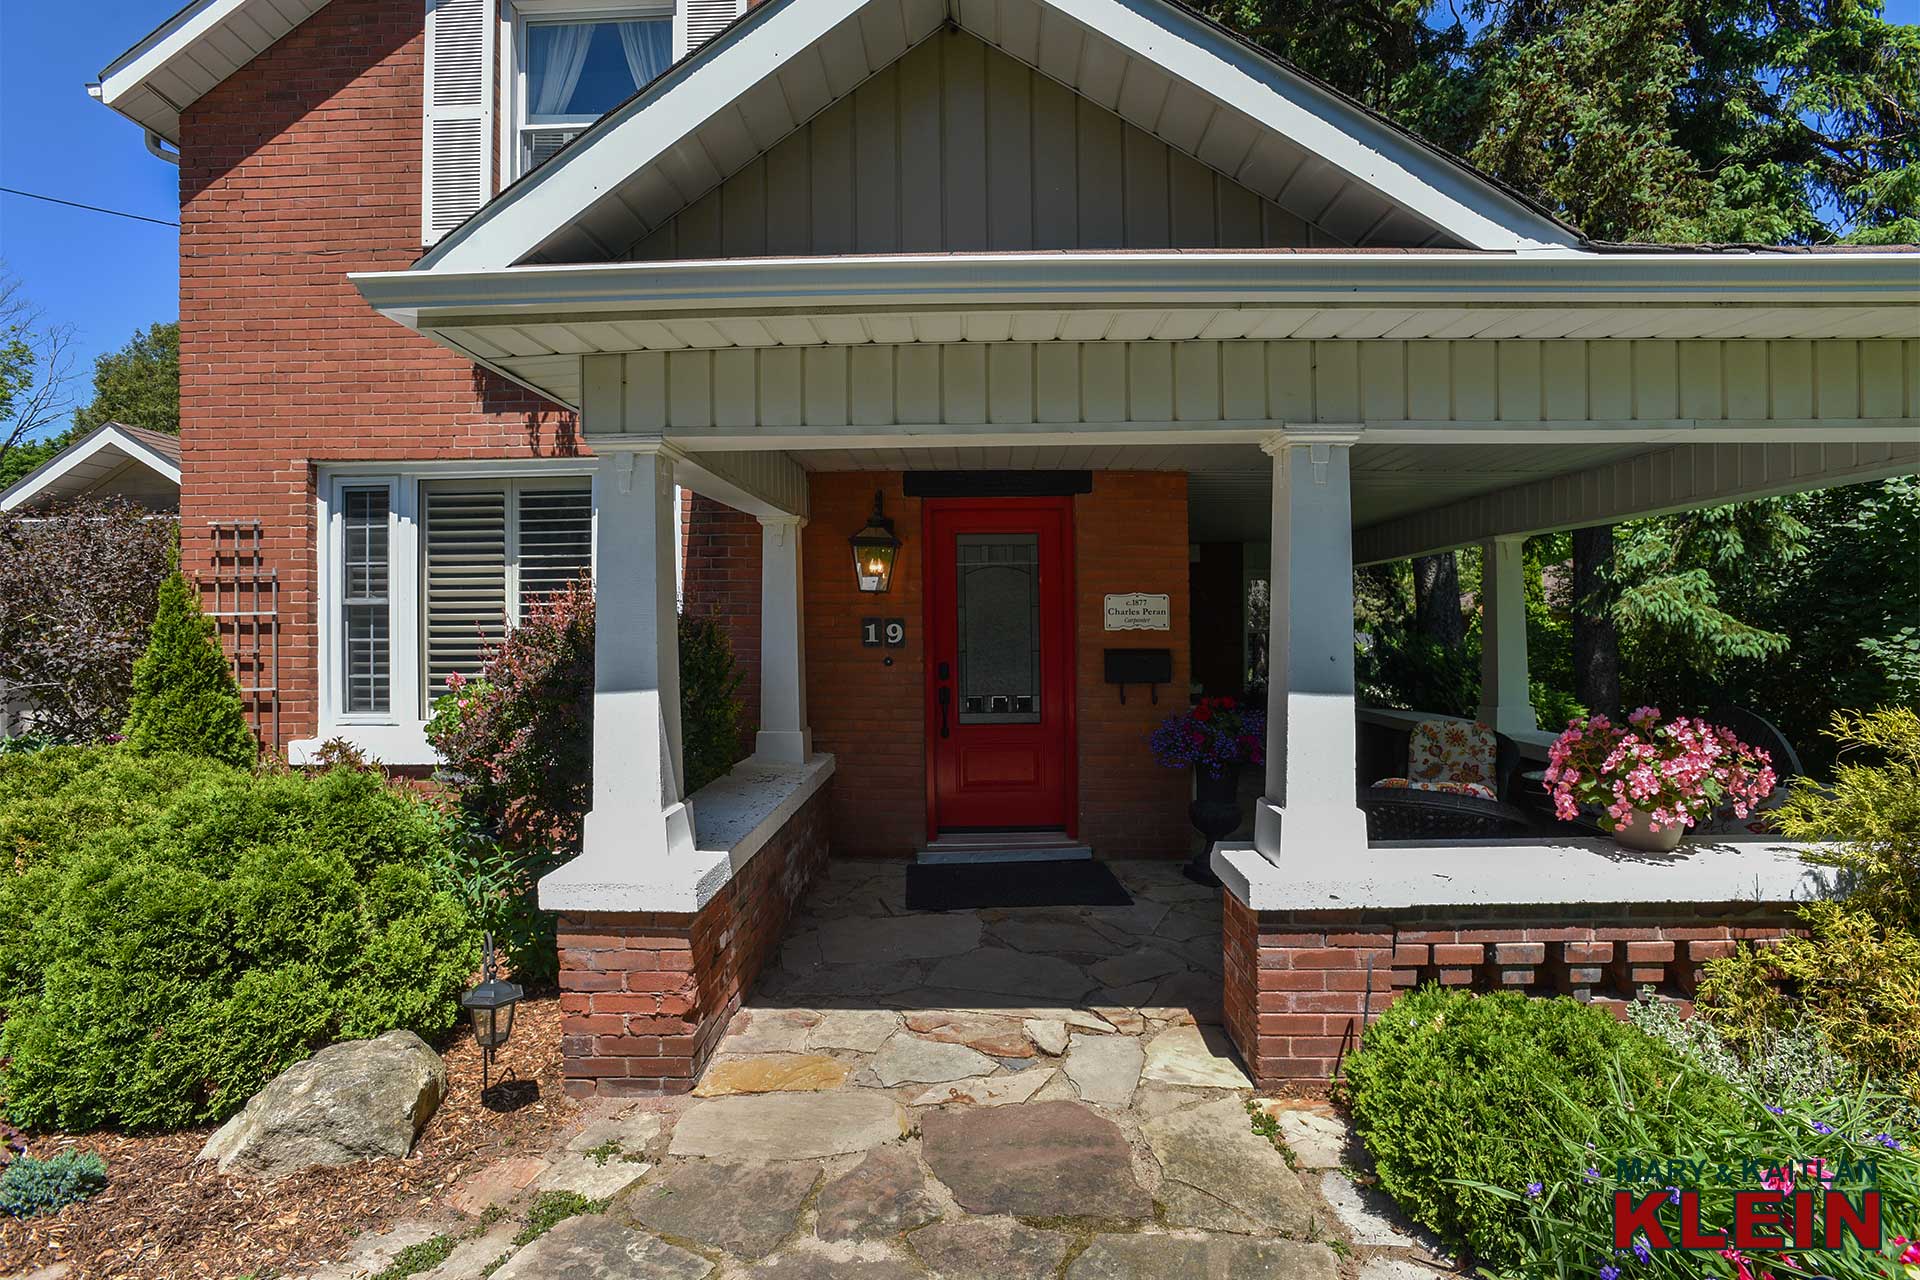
[1,995,574,1280]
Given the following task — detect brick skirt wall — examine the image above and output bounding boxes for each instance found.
[1222,894,1799,1091]
[555,787,830,1096]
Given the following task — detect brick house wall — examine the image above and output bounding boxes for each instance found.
[1073,472,1192,857]
[800,470,1191,859]
[178,0,575,749]
[1222,895,1800,1089]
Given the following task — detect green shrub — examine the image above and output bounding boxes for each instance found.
[121,565,256,768]
[678,612,742,795]
[0,1150,107,1217]
[1344,985,1744,1264]
[1626,987,1850,1103]
[1699,902,1920,1107]
[1696,708,1920,1106]
[0,748,476,1131]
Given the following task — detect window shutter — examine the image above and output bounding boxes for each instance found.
[675,0,745,60]
[422,486,508,702]
[516,487,594,607]
[423,0,495,246]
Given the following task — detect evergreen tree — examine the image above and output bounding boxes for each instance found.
[73,322,180,436]
[122,555,257,768]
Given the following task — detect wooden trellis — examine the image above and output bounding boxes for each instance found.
[199,520,280,748]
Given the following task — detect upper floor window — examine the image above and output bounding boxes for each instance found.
[513,7,673,176]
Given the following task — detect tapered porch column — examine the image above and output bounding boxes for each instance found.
[577,441,696,876]
[1252,430,1369,865]
[1477,535,1536,736]
[754,514,812,765]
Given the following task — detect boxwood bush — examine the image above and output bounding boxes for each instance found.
[1344,985,1746,1265]
[0,747,476,1132]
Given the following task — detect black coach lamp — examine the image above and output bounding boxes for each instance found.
[850,490,902,593]
[462,932,523,1093]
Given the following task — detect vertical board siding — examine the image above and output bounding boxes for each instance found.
[629,30,1327,260]
[605,339,1919,431]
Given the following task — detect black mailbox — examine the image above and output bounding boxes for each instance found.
[1104,648,1172,704]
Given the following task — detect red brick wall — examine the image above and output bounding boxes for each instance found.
[680,491,762,754]
[798,470,1190,859]
[803,473,928,857]
[1222,896,1799,1090]
[555,784,829,1096]
[1074,473,1192,856]
[178,0,575,748]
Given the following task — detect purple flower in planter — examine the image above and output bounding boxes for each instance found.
[1149,697,1266,779]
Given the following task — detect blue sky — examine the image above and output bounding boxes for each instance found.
[1,0,182,443]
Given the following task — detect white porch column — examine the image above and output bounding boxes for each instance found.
[754,514,812,765]
[577,442,696,877]
[1252,430,1369,865]
[1476,535,1536,735]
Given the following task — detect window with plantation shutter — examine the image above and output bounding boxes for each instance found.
[423,0,495,245]
[341,487,392,714]
[420,480,592,707]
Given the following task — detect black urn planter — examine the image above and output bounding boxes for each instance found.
[1183,765,1242,886]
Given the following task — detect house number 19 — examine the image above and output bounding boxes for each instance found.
[861,617,907,647]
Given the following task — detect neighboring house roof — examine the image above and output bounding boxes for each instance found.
[0,422,183,513]
[91,0,332,144]
[420,0,1585,268]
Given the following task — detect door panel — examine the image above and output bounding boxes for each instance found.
[926,499,1076,833]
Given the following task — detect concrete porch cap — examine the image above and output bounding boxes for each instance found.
[1211,836,1834,913]
[540,753,835,914]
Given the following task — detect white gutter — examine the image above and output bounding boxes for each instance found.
[353,250,1920,323]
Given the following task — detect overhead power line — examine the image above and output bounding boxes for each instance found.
[0,186,179,229]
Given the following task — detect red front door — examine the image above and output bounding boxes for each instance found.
[925,498,1077,834]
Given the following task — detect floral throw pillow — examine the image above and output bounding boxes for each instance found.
[1405,719,1497,789]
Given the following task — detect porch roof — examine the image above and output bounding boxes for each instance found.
[354,248,1920,410]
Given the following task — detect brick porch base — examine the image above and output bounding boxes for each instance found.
[555,787,830,1097]
[1222,893,1799,1090]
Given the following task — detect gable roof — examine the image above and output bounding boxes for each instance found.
[0,423,183,513]
[420,0,1586,271]
[92,0,333,144]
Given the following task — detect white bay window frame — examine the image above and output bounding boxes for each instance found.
[498,0,674,183]
[300,461,596,766]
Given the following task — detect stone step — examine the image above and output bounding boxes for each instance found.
[916,832,1094,864]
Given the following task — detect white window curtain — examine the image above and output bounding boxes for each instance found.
[616,19,672,90]
[530,23,594,116]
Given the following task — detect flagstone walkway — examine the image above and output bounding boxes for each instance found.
[311,860,1455,1280]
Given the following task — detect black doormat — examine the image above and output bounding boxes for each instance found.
[905,859,1134,912]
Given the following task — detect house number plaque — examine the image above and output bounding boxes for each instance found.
[861,617,907,647]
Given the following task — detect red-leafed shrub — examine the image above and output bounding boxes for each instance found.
[0,499,175,742]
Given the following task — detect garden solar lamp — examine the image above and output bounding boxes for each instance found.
[849,490,902,593]
[462,932,523,1093]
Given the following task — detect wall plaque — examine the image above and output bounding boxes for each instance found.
[1103,592,1171,631]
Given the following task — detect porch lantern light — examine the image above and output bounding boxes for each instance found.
[461,932,523,1093]
[850,490,902,593]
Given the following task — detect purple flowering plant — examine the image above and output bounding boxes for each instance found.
[1148,696,1266,779]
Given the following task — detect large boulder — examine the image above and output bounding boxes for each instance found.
[198,1030,447,1179]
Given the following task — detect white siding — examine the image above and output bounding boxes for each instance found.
[585,338,1920,431]
[628,30,1325,260]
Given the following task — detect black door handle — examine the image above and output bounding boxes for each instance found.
[938,686,951,738]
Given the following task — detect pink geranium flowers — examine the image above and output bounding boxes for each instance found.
[1543,706,1777,836]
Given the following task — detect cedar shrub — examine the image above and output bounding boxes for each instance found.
[120,557,256,768]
